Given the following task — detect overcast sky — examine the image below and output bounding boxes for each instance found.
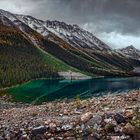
[0,0,140,49]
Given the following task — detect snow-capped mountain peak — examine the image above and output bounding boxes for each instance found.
[0,9,18,21]
[0,9,111,51]
[43,20,111,51]
[119,45,140,60]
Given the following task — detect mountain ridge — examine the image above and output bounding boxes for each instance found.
[16,15,111,51]
[0,9,140,88]
[0,9,111,51]
[118,45,140,60]
[1,9,140,53]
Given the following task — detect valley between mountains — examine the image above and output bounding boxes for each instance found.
[0,9,140,88]
[1,8,140,140]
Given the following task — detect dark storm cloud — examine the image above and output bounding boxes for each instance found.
[1,0,140,35]
[0,0,140,48]
[25,0,140,36]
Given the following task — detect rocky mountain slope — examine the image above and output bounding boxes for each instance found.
[119,45,140,60]
[0,9,140,88]
[16,14,111,51]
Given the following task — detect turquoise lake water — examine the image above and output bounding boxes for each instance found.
[8,77,140,104]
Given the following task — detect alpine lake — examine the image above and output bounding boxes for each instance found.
[7,77,140,104]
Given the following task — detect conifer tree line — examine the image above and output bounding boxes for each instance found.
[0,25,58,88]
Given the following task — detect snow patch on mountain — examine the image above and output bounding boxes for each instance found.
[0,9,112,51]
[118,45,140,60]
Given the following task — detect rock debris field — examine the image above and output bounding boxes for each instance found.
[0,91,140,140]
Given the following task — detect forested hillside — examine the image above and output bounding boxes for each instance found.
[0,25,59,88]
[1,9,140,89]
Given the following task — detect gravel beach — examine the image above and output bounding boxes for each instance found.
[0,91,140,140]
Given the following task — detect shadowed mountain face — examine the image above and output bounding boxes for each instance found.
[0,9,140,88]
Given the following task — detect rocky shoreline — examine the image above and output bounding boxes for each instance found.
[0,91,140,140]
[58,71,92,80]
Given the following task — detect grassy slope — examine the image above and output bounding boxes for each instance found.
[17,22,91,75]
[37,45,79,72]
[45,35,129,76]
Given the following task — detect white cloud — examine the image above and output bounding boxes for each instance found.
[99,32,140,49]
[83,23,140,49]
[0,0,40,14]
[0,0,140,50]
